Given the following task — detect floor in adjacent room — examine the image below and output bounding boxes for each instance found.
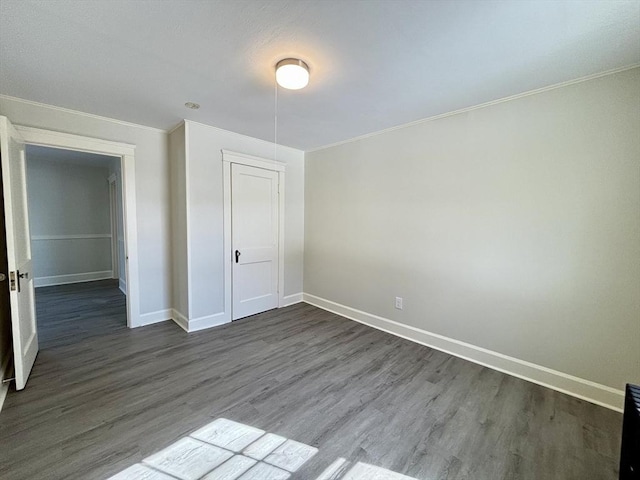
[33,280,127,349]
[0,281,622,480]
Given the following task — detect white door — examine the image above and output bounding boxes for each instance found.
[231,163,279,320]
[0,116,38,390]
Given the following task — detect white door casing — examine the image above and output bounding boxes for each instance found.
[222,150,286,323]
[108,174,119,280]
[14,124,140,328]
[0,116,38,390]
[231,163,279,320]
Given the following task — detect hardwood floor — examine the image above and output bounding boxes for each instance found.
[34,279,126,349]
[0,281,622,480]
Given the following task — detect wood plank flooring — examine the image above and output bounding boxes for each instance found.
[0,281,622,480]
[34,279,126,349]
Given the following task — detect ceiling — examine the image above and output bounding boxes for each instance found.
[26,145,117,169]
[1,0,639,151]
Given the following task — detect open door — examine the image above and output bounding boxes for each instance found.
[0,116,38,390]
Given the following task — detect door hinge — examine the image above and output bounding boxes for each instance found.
[9,271,16,291]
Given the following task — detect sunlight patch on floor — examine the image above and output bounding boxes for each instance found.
[108,418,418,480]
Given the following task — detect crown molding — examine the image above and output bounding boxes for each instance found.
[167,120,186,135]
[0,94,167,134]
[306,63,640,153]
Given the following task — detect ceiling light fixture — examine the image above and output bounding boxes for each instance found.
[275,58,309,90]
[184,102,200,109]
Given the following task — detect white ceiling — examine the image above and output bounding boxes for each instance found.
[1,0,639,151]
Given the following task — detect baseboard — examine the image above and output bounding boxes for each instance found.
[171,309,189,332]
[137,309,172,327]
[35,270,113,288]
[187,312,229,332]
[119,278,127,295]
[303,293,625,412]
[0,347,13,413]
[281,293,303,307]
[169,309,230,333]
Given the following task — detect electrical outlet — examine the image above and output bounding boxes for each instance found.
[395,297,403,310]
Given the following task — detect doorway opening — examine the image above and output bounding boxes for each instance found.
[25,145,126,347]
[1,118,140,391]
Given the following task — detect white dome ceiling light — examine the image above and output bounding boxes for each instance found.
[275,58,310,90]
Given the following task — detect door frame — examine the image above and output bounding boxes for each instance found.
[16,125,141,328]
[221,150,286,323]
[108,173,119,280]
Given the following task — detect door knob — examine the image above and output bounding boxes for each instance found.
[0,273,5,281]
[235,250,241,263]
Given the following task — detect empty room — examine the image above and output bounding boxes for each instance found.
[0,1,638,480]
[26,145,128,348]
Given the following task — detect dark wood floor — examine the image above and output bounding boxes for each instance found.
[34,279,126,349]
[0,281,622,480]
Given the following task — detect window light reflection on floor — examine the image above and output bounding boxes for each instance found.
[108,418,418,480]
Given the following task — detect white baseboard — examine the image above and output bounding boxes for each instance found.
[0,347,13,413]
[35,270,113,288]
[169,309,230,333]
[188,312,229,332]
[137,309,172,327]
[281,293,303,307]
[119,278,127,295]
[171,309,189,332]
[303,293,625,412]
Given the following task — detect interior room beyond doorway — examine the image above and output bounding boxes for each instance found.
[25,145,126,344]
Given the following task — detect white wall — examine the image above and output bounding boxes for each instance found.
[304,68,640,407]
[0,97,303,328]
[0,96,171,316]
[180,120,305,324]
[27,154,112,285]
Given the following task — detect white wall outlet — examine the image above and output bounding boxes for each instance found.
[395,297,403,310]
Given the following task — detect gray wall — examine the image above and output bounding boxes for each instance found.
[169,123,188,317]
[27,154,112,283]
[171,121,305,321]
[0,96,171,316]
[304,67,640,392]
